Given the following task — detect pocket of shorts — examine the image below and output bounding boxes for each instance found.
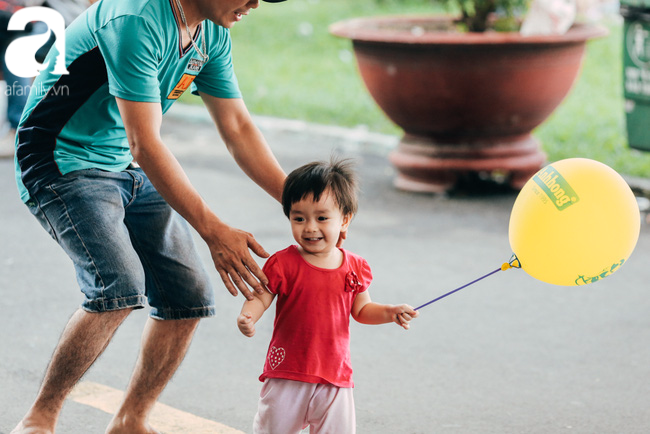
[47,168,100,190]
[26,199,58,242]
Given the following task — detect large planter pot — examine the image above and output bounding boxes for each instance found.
[330,16,608,193]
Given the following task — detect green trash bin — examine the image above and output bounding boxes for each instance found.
[621,3,650,151]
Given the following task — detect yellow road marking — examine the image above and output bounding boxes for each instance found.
[68,381,245,434]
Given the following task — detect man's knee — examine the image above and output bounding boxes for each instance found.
[74,307,134,330]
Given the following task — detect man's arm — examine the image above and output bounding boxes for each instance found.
[115,97,272,300]
[200,93,286,202]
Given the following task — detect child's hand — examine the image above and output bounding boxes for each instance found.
[390,304,419,330]
[237,312,256,337]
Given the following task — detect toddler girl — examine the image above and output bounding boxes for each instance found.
[237,158,418,434]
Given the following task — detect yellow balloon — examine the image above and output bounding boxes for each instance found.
[509,158,640,286]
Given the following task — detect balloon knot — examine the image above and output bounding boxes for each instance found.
[508,253,521,269]
[501,254,522,271]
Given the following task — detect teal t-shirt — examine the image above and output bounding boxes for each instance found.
[15,0,241,202]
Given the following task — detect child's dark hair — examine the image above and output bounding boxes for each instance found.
[282,158,358,218]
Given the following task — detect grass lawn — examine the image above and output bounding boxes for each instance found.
[181,0,650,178]
[534,23,650,178]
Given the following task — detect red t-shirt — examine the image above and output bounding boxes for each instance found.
[259,245,372,388]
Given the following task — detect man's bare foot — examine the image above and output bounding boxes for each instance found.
[105,417,160,434]
[10,420,54,434]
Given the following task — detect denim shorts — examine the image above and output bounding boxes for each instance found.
[26,167,215,320]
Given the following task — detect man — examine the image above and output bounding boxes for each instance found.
[11,0,288,432]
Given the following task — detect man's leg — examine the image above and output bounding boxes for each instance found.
[12,308,132,434]
[106,317,200,434]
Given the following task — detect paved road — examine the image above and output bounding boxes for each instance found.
[1,106,649,433]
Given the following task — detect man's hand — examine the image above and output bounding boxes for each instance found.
[205,222,269,300]
[115,97,278,302]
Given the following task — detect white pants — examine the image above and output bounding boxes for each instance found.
[253,378,356,434]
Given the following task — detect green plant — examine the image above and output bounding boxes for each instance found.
[374,0,530,31]
[181,1,650,178]
[452,0,529,31]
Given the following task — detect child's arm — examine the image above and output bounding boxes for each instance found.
[237,290,276,337]
[351,291,418,330]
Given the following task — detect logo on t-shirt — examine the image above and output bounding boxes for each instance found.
[187,58,203,72]
[268,346,285,370]
[167,73,197,100]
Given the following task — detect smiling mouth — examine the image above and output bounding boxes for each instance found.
[304,237,323,242]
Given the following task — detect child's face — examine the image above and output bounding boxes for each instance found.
[289,189,351,257]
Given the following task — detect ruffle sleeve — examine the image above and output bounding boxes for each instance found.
[357,258,373,293]
[344,254,373,294]
[262,253,285,295]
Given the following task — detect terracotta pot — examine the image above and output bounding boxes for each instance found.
[330,16,608,193]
